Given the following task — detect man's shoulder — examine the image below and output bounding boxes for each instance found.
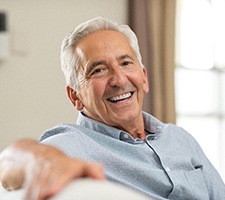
[39,123,87,142]
[162,123,200,148]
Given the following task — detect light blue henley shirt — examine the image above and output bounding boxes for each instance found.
[40,112,225,200]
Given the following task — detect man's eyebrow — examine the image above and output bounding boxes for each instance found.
[118,54,134,61]
[90,60,107,68]
[88,60,108,71]
[85,60,107,74]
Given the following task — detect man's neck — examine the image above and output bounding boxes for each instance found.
[117,119,146,140]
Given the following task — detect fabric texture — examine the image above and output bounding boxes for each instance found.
[40,112,225,200]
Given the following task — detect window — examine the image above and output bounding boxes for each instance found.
[175,0,225,181]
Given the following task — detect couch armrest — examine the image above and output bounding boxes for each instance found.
[1,179,151,200]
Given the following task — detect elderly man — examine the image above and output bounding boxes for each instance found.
[0,17,225,200]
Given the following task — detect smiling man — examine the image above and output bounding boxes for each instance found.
[67,29,149,139]
[0,17,225,200]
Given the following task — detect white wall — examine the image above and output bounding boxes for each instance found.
[0,0,128,150]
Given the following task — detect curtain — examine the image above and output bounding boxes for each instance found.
[128,0,176,123]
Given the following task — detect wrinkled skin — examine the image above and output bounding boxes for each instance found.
[0,139,104,200]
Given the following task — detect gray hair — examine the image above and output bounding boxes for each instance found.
[60,16,143,90]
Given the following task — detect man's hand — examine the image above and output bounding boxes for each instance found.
[0,139,105,200]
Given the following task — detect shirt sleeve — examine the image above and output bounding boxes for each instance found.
[39,124,88,160]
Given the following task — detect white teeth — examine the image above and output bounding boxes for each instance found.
[109,92,132,102]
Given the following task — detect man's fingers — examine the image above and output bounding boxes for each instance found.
[24,160,54,200]
[0,152,26,191]
[83,162,105,180]
[23,158,105,200]
[44,160,105,199]
[1,168,25,190]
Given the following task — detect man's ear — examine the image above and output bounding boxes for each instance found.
[142,67,149,94]
[66,86,84,111]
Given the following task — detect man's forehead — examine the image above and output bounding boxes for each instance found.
[75,31,134,58]
[77,30,131,49]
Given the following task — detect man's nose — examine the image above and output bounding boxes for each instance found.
[109,67,127,87]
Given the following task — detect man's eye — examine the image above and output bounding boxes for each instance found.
[92,68,103,74]
[122,61,133,66]
[89,67,106,77]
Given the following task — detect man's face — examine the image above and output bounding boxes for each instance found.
[74,30,149,129]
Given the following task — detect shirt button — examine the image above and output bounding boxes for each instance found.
[123,134,129,139]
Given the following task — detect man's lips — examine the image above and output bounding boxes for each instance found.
[107,92,134,102]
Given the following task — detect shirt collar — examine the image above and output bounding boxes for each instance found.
[77,112,122,140]
[142,111,164,134]
[76,111,164,143]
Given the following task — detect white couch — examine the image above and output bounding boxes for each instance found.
[0,179,151,200]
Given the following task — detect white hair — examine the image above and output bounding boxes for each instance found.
[60,16,143,90]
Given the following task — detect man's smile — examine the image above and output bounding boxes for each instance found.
[107,92,134,103]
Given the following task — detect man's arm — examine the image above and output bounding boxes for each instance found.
[0,139,104,200]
